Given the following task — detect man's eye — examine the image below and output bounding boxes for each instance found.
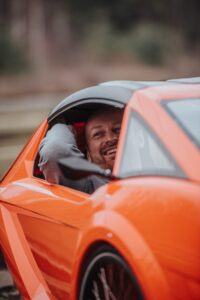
[93,131,103,139]
[113,126,121,134]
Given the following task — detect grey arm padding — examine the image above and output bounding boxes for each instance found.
[38,123,84,184]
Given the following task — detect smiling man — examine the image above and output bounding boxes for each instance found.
[85,107,122,170]
[39,107,123,193]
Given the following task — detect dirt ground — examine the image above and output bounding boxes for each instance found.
[0,57,199,97]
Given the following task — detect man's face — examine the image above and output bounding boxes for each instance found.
[85,108,123,170]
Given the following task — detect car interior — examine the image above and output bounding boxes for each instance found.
[33,103,124,181]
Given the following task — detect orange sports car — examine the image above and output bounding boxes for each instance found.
[0,78,200,300]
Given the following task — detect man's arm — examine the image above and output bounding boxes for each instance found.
[39,123,108,194]
[39,123,84,184]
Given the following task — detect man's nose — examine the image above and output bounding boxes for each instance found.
[105,131,118,144]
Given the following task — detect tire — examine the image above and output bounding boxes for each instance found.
[79,245,144,300]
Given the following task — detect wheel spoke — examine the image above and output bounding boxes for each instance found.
[119,267,124,291]
[107,264,114,293]
[80,249,142,300]
[98,268,110,300]
[92,281,101,300]
[98,268,117,300]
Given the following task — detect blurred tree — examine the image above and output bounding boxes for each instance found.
[0,0,199,71]
[0,0,28,73]
[64,0,200,48]
[181,0,200,48]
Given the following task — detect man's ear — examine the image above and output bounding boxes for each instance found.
[87,150,92,162]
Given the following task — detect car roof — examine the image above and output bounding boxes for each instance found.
[48,77,200,123]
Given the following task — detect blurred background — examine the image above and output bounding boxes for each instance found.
[0,0,200,178]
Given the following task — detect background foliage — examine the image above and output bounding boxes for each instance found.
[0,0,199,74]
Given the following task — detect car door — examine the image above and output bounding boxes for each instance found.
[0,120,91,299]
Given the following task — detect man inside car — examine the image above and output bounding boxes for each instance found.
[39,107,123,194]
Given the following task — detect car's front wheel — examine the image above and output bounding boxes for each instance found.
[79,245,144,300]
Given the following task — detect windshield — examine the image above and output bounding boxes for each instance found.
[164,99,200,149]
[119,112,184,178]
